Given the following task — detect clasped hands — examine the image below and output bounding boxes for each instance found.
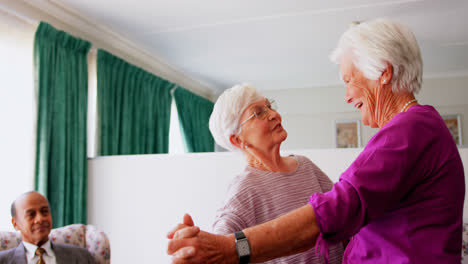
[166,213,236,264]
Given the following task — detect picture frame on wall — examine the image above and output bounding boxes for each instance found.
[442,115,463,146]
[335,120,361,148]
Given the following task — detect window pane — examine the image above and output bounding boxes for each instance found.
[169,98,185,154]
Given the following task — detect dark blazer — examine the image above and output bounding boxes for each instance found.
[0,241,96,264]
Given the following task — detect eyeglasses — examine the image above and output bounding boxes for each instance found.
[239,99,277,128]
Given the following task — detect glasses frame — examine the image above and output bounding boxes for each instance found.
[238,99,277,129]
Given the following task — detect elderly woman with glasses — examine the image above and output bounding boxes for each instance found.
[167,18,464,264]
[206,84,343,264]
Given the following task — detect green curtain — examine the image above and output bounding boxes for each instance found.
[97,50,173,155]
[173,87,215,152]
[34,22,91,227]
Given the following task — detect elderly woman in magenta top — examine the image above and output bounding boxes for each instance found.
[167,18,465,264]
[208,84,344,264]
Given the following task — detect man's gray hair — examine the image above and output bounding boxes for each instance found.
[330,18,423,94]
[209,84,263,152]
[11,200,16,219]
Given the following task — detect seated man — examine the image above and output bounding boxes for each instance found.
[0,191,95,263]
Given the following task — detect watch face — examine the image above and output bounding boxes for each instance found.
[237,239,251,256]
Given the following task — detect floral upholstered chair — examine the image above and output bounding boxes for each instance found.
[0,224,110,264]
[463,223,468,263]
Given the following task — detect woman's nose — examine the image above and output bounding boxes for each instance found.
[268,108,280,120]
[344,87,352,104]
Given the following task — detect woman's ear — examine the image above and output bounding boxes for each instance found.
[229,134,244,150]
[380,62,393,85]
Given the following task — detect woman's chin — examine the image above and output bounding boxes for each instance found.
[278,131,288,143]
[361,116,374,127]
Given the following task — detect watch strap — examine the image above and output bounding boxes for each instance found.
[234,231,247,240]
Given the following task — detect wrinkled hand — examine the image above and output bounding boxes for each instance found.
[167,214,235,264]
[167,213,199,239]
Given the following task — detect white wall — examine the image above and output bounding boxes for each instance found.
[262,75,468,150]
[87,148,468,264]
[0,9,36,231]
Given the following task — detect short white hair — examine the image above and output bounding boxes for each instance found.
[209,84,263,151]
[330,18,423,94]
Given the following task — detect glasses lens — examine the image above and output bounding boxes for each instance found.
[257,107,268,120]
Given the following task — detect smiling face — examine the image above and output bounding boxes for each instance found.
[234,98,287,152]
[340,54,381,128]
[12,192,52,246]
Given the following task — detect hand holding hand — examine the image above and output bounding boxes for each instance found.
[167,213,199,239]
[166,214,236,264]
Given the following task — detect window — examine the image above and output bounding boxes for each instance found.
[169,98,185,154]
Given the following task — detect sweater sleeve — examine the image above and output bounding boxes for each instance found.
[212,174,253,234]
[212,210,246,235]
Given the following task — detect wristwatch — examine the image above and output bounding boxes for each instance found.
[234,231,251,264]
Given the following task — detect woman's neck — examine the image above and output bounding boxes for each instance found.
[245,147,296,173]
[373,89,416,128]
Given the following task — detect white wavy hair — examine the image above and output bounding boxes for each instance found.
[209,84,263,152]
[330,18,423,94]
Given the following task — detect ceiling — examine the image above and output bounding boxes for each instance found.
[31,0,468,94]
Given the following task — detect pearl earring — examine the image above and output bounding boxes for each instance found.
[382,79,386,84]
[244,145,248,149]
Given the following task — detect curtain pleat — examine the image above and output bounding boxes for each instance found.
[97,50,172,155]
[173,88,215,152]
[34,22,91,227]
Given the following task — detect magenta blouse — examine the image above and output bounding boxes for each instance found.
[309,105,465,263]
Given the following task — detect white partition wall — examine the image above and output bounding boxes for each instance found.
[87,148,468,264]
[88,152,244,264]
